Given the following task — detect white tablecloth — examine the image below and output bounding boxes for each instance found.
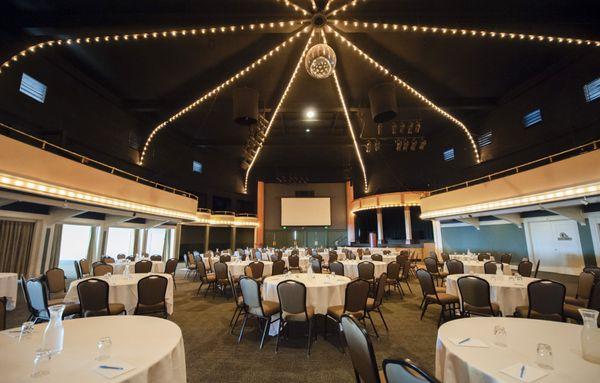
[111,261,165,275]
[0,315,185,383]
[436,317,597,383]
[64,274,174,315]
[362,254,397,264]
[446,274,538,316]
[262,274,350,314]
[340,260,387,279]
[281,256,310,271]
[450,254,479,262]
[226,261,273,278]
[443,261,512,276]
[0,272,18,311]
[202,256,239,271]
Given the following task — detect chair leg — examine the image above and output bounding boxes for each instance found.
[337,320,345,353]
[259,316,270,350]
[229,306,240,328]
[406,280,413,294]
[275,318,283,353]
[367,312,379,338]
[237,313,249,343]
[307,318,313,356]
[438,305,446,327]
[420,301,429,320]
[377,308,389,331]
[324,315,328,339]
[230,307,243,334]
[197,281,204,296]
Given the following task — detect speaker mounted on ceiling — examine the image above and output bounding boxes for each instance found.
[368,82,398,123]
[233,87,259,125]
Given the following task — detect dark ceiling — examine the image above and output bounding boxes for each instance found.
[0,0,598,198]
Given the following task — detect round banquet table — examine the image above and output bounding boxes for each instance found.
[111,261,165,275]
[443,261,512,276]
[281,256,310,271]
[446,274,538,317]
[436,317,598,383]
[0,272,18,310]
[450,253,479,262]
[262,273,351,314]
[226,260,273,278]
[0,315,185,383]
[64,274,174,315]
[340,260,387,279]
[362,254,397,264]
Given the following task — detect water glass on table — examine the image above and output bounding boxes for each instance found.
[96,337,113,361]
[536,343,554,370]
[19,321,35,340]
[493,324,507,347]
[31,349,51,378]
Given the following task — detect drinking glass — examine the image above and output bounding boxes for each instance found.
[536,343,554,370]
[20,321,35,340]
[31,349,51,378]
[331,272,336,277]
[493,325,507,347]
[96,337,112,361]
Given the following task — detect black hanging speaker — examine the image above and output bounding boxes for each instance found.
[233,87,259,125]
[368,82,398,123]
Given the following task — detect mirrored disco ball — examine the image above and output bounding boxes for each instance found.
[305,43,336,79]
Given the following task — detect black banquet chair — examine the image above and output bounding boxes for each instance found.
[514,279,566,321]
[276,280,316,355]
[77,278,126,317]
[135,260,153,273]
[24,278,80,322]
[517,259,533,277]
[457,275,501,317]
[445,259,464,275]
[340,314,385,383]
[383,359,440,383]
[134,275,168,318]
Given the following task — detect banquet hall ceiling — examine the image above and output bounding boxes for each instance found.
[0,0,598,197]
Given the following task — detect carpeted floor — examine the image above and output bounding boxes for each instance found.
[5,268,578,383]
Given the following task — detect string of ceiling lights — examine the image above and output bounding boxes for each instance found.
[0,20,308,76]
[275,0,311,16]
[330,19,600,47]
[139,26,311,165]
[327,0,368,17]
[327,26,481,164]
[243,29,316,193]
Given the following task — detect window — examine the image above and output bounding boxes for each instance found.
[59,224,92,261]
[146,228,166,255]
[443,148,455,161]
[106,228,139,257]
[584,78,600,102]
[523,109,542,128]
[478,131,492,148]
[19,73,47,103]
[192,161,203,173]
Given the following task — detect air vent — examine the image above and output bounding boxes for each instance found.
[192,161,203,173]
[443,148,455,162]
[19,73,47,103]
[478,131,492,148]
[523,109,542,128]
[584,78,600,103]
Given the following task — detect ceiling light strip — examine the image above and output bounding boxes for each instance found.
[330,20,600,48]
[320,29,368,193]
[139,27,310,165]
[243,28,316,193]
[324,0,336,12]
[327,0,368,17]
[0,20,308,76]
[275,0,311,16]
[329,26,481,163]
[420,182,600,219]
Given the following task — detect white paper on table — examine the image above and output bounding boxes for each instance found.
[500,363,548,382]
[93,359,135,379]
[449,337,489,348]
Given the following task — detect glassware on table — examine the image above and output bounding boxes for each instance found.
[579,309,600,364]
[41,305,65,355]
[31,349,51,378]
[536,343,554,370]
[19,321,35,340]
[493,325,507,347]
[96,337,113,361]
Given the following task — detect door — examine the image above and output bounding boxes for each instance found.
[527,219,584,275]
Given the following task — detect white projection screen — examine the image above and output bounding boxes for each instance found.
[281,198,331,226]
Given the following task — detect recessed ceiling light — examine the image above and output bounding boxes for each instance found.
[305,108,316,119]
[306,128,311,132]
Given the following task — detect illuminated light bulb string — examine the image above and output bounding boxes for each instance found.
[243,28,316,193]
[327,0,368,17]
[330,20,600,47]
[320,28,368,193]
[327,26,481,163]
[276,0,311,16]
[0,20,307,76]
[139,27,311,165]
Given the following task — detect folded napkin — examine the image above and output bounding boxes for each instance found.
[500,363,548,382]
[93,359,135,379]
[449,337,489,348]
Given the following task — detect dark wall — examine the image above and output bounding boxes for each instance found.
[179,225,206,256]
[209,226,231,251]
[355,207,433,244]
[236,228,254,248]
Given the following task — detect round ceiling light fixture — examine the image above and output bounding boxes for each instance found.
[305,43,336,79]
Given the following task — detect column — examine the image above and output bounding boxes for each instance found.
[432,219,443,253]
[345,181,356,244]
[230,226,237,252]
[204,225,210,253]
[174,223,182,260]
[256,181,265,247]
[376,208,384,246]
[404,206,412,244]
[99,225,109,257]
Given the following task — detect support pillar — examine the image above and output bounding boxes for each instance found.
[376,208,384,245]
[204,225,210,253]
[432,219,443,253]
[404,206,412,244]
[99,226,109,257]
[174,223,182,260]
[345,181,356,245]
[256,181,265,247]
[230,226,237,252]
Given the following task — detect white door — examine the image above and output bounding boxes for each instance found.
[527,219,584,275]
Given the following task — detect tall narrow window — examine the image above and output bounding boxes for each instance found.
[478,131,492,148]
[192,161,203,173]
[523,109,542,128]
[443,148,455,161]
[584,78,600,102]
[19,73,47,103]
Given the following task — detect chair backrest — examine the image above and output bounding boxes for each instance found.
[347,252,357,260]
[457,276,493,312]
[73,260,83,279]
[583,266,600,283]
[483,261,498,274]
[135,260,153,273]
[364,249,371,255]
[93,263,113,276]
[329,261,344,276]
[477,253,490,262]
[150,255,162,261]
[500,253,511,264]
[344,279,370,314]
[249,261,264,279]
[528,279,566,318]
[126,255,136,261]
[103,256,115,264]
[277,280,307,317]
[341,314,381,383]
[117,254,126,260]
[329,251,338,263]
[371,254,383,262]
[423,257,439,273]
[416,269,437,297]
[77,278,110,316]
[45,267,66,294]
[310,258,322,274]
[214,262,229,280]
[164,258,178,275]
[372,273,387,308]
[383,359,440,383]
[288,254,300,268]
[26,278,49,317]
[239,276,262,315]
[396,254,409,265]
[576,271,596,300]
[401,260,411,279]
[386,261,400,280]
[79,259,90,275]
[517,260,533,277]
[272,260,286,275]
[358,261,375,280]
[137,275,168,305]
[220,255,232,263]
[445,260,464,275]
[20,276,34,315]
[270,253,279,262]
[196,258,208,278]
[441,252,450,262]
[0,297,5,330]
[587,281,600,313]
